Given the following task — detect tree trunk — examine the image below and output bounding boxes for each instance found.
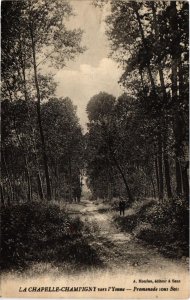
[1,184,5,206]
[173,80,182,197]
[151,2,167,98]
[33,142,44,201]
[155,157,160,198]
[136,5,167,200]
[150,175,156,199]
[30,26,52,201]
[152,3,173,199]
[139,69,146,93]
[68,157,72,202]
[14,134,32,202]
[109,150,133,202]
[181,163,189,201]
[37,173,44,200]
[2,151,14,204]
[4,184,11,206]
[25,158,32,201]
[5,82,33,202]
[158,136,164,199]
[163,149,172,198]
[178,51,189,200]
[175,157,182,195]
[168,2,184,197]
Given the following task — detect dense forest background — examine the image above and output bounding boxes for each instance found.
[1,0,189,271]
[86,1,189,203]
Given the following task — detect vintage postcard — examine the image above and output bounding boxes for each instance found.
[1,0,189,298]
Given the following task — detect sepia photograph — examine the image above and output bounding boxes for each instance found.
[1,0,189,298]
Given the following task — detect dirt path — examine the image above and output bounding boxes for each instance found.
[2,199,188,298]
[66,199,188,275]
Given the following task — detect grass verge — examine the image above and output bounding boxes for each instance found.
[1,201,102,272]
[113,197,189,259]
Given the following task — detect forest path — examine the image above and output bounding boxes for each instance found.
[66,199,187,274]
[2,198,188,295]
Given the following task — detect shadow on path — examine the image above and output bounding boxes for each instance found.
[65,199,188,274]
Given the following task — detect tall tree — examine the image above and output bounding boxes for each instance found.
[41,97,84,202]
[102,0,188,200]
[86,92,135,202]
[2,0,85,200]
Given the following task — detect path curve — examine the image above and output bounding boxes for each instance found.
[66,199,188,274]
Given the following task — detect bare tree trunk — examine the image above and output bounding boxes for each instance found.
[152,3,173,199]
[155,157,160,198]
[151,2,167,97]
[14,131,32,202]
[68,157,72,202]
[24,158,32,202]
[173,98,182,196]
[178,55,189,200]
[150,175,156,199]
[1,184,5,206]
[158,136,164,200]
[30,26,52,201]
[33,139,44,201]
[163,150,172,198]
[2,151,14,204]
[163,137,172,198]
[181,163,189,201]
[37,173,44,200]
[169,2,183,197]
